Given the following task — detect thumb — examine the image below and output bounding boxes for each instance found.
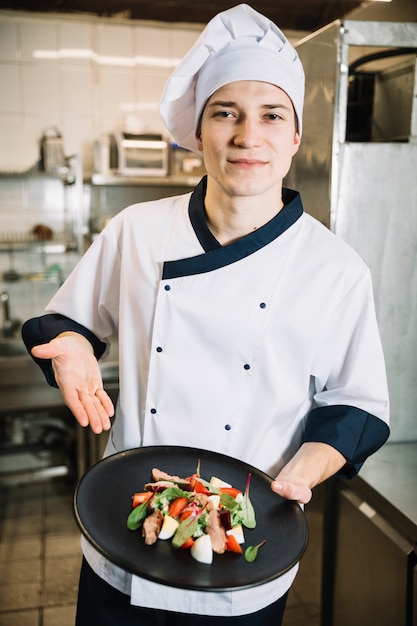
[31,342,61,360]
[271,480,312,504]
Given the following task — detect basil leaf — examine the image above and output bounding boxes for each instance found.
[242,474,256,529]
[244,540,266,563]
[171,515,200,548]
[220,493,240,511]
[127,500,149,530]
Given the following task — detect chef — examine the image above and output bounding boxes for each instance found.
[22,4,390,625]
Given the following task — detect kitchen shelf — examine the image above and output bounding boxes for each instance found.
[89,173,202,187]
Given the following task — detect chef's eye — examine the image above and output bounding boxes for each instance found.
[266,113,282,121]
[214,110,234,118]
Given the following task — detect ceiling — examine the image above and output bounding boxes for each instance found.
[0,0,374,32]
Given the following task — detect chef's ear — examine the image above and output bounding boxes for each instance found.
[196,125,203,151]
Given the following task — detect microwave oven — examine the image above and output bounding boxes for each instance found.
[114,131,169,177]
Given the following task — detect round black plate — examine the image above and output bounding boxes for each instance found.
[74,446,308,591]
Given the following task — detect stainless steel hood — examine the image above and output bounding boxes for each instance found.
[287,20,417,442]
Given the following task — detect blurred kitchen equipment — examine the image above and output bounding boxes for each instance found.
[287,19,417,444]
[114,131,169,176]
[1,291,20,338]
[170,144,205,177]
[31,224,53,241]
[40,126,67,175]
[94,135,111,175]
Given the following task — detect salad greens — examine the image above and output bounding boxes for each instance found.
[127,465,265,563]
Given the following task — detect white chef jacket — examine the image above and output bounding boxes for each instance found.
[25,180,389,616]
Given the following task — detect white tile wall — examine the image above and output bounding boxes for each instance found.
[0,64,21,113]
[20,20,58,61]
[0,10,202,175]
[0,11,202,321]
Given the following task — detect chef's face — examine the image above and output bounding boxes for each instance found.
[196,80,301,200]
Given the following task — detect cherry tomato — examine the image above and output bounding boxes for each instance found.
[132,492,152,508]
[226,533,243,554]
[168,497,189,519]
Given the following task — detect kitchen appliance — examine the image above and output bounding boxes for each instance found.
[40,126,67,175]
[114,131,169,177]
[287,20,417,442]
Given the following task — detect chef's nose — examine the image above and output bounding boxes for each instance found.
[233,117,262,148]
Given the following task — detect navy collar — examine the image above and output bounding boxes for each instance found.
[163,176,303,280]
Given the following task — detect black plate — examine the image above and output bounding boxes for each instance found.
[74,446,308,591]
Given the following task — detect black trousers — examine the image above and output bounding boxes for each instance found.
[76,558,288,626]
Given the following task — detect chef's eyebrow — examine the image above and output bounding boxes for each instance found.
[207,100,292,112]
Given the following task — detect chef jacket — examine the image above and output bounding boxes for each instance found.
[23,178,390,616]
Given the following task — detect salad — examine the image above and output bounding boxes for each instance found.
[127,462,265,564]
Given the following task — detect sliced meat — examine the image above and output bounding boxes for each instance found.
[144,480,178,492]
[150,468,193,491]
[152,468,187,483]
[206,500,227,554]
[142,509,164,545]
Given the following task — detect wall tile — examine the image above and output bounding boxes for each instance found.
[59,20,93,65]
[135,25,170,63]
[0,65,21,114]
[61,116,94,162]
[0,20,19,61]
[21,64,60,115]
[95,23,134,60]
[171,28,200,59]
[20,20,58,63]
[61,66,93,116]
[98,68,136,122]
[136,70,170,134]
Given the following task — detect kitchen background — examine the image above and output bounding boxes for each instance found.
[1,2,417,625]
[1,1,417,442]
[0,11,204,325]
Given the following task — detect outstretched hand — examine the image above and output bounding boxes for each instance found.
[31,332,114,433]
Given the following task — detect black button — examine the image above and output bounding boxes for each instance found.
[244,363,250,370]
[150,408,157,414]
[225,424,232,431]
[156,346,163,353]
[260,302,266,309]
[164,285,171,291]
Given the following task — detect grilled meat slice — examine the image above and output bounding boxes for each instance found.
[149,468,193,491]
[152,468,186,482]
[142,509,164,545]
[206,499,227,554]
[144,480,179,492]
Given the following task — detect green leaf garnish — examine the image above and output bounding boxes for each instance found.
[127,499,149,530]
[244,540,266,562]
[171,513,200,548]
[242,473,256,529]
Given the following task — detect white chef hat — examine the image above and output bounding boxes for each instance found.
[159,3,305,153]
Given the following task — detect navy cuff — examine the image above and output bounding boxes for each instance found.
[303,405,390,478]
[21,314,107,388]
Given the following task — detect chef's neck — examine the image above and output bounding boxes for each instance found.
[204,181,284,246]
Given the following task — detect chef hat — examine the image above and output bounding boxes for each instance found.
[159,3,305,153]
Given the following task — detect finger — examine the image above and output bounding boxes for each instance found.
[95,389,115,418]
[270,480,312,504]
[60,385,90,428]
[31,342,60,360]
[59,382,107,432]
[78,390,112,434]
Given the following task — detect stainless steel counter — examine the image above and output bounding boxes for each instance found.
[0,340,119,482]
[357,441,417,535]
[0,341,119,412]
[321,441,417,626]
